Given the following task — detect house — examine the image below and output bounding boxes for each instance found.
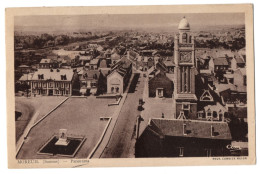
[30,69,77,96]
[18,73,34,86]
[17,65,31,73]
[79,56,92,66]
[231,57,246,70]
[234,68,247,87]
[107,57,132,94]
[209,57,229,73]
[148,71,173,98]
[39,59,54,69]
[78,68,100,95]
[163,58,175,74]
[202,102,227,121]
[136,119,232,157]
[111,52,121,65]
[89,59,99,70]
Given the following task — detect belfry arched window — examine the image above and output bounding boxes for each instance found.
[182,33,187,43]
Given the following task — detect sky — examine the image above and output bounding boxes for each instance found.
[14,13,245,32]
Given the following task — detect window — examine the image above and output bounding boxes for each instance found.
[182,33,187,43]
[197,112,204,119]
[111,87,114,93]
[182,103,190,110]
[116,87,119,93]
[178,147,184,157]
[219,110,223,121]
[243,76,247,86]
[207,110,212,116]
[213,111,218,118]
[49,82,53,88]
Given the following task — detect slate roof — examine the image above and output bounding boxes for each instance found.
[90,59,99,65]
[79,56,91,61]
[213,58,229,66]
[31,69,74,81]
[228,107,247,119]
[99,59,108,68]
[18,65,30,68]
[204,102,227,112]
[149,119,232,140]
[111,53,120,60]
[235,57,245,64]
[19,73,34,81]
[80,69,100,80]
[40,59,52,64]
[163,60,175,67]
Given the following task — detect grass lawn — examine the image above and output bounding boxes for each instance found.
[15,96,67,142]
[17,97,117,159]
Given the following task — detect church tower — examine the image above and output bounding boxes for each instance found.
[174,17,197,120]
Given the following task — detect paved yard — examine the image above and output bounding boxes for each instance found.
[17,97,117,159]
[138,97,175,136]
[15,96,66,142]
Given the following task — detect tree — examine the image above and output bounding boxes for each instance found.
[228,113,248,141]
[96,71,107,95]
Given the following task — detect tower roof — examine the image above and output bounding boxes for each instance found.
[178,16,190,30]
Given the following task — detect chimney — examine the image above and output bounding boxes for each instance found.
[183,124,187,135]
[211,125,214,137]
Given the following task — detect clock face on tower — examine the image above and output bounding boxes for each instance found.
[179,51,192,64]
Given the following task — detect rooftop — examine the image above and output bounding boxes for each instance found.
[149,119,232,140]
[40,59,52,64]
[213,58,229,66]
[31,69,74,81]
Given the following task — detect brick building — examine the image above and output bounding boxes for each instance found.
[148,71,173,98]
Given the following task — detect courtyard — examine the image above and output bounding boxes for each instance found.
[15,96,67,142]
[17,96,117,159]
[138,97,175,136]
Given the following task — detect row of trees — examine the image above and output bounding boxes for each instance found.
[14,33,103,50]
[195,37,245,51]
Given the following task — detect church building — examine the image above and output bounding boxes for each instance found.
[173,17,198,120]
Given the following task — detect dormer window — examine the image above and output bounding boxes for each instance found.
[61,75,67,80]
[38,74,44,80]
[200,90,213,101]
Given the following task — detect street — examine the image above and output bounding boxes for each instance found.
[101,72,145,158]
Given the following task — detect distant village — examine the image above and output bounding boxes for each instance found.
[15,17,248,158]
